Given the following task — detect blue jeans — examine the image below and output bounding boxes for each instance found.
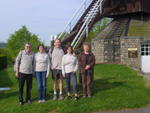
[65,72,77,94]
[35,71,47,100]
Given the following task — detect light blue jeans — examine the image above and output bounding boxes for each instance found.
[35,71,47,100]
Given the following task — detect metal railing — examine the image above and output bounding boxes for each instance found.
[58,0,104,49]
[71,0,104,49]
[58,0,93,39]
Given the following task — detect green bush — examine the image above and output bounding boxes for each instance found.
[0,55,7,70]
[0,48,13,64]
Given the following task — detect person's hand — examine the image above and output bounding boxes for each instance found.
[46,74,49,78]
[73,53,76,56]
[85,65,90,70]
[16,72,19,78]
[63,74,66,78]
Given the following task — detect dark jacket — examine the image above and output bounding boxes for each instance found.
[78,52,95,76]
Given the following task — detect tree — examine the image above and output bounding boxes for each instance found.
[0,48,13,64]
[7,26,42,58]
[86,18,112,43]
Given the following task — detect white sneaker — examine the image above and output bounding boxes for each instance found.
[38,100,42,103]
[42,100,45,103]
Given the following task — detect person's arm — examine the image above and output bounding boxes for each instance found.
[78,53,83,68]
[89,53,96,68]
[48,48,52,69]
[15,51,22,77]
[85,53,95,70]
[46,55,50,78]
[48,48,52,59]
[32,53,36,77]
[74,57,78,72]
[61,56,66,77]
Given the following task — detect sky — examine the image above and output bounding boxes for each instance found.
[0,0,83,45]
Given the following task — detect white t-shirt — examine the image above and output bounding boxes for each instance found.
[61,53,78,75]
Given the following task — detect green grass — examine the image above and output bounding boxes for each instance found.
[0,64,150,113]
[128,21,150,36]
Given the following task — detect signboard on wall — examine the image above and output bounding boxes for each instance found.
[128,48,138,58]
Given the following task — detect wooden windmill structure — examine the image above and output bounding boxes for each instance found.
[57,0,150,50]
[91,0,150,71]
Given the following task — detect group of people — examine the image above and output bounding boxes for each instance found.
[15,39,95,105]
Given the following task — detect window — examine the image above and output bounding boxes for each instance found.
[141,44,150,56]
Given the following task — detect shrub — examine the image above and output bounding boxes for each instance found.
[0,48,13,64]
[0,55,7,70]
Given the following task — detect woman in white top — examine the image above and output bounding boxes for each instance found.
[62,46,79,100]
[34,45,50,103]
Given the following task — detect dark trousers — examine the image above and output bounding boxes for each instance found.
[81,73,92,96]
[18,73,32,102]
[35,71,47,100]
[66,72,77,94]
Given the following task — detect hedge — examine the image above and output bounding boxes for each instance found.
[0,55,7,70]
[0,48,13,64]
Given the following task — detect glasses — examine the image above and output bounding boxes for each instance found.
[26,46,31,48]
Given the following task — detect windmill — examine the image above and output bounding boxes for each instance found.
[57,0,150,73]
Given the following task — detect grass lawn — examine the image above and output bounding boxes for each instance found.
[0,64,150,113]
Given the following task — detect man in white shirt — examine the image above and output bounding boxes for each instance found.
[49,39,64,100]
